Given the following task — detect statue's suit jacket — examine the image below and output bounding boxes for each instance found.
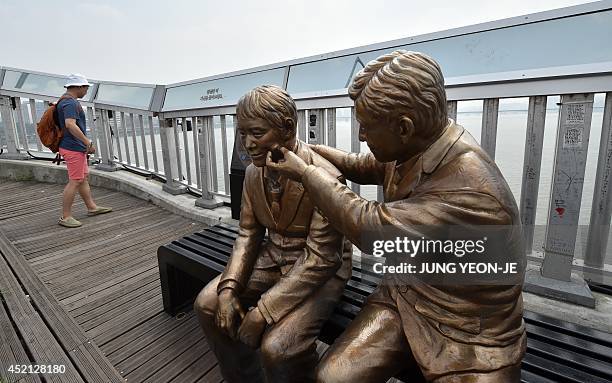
[303,120,526,379]
[218,140,351,325]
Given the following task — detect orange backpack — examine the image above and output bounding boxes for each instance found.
[37,95,74,153]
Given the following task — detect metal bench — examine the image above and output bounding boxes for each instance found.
[158,224,612,383]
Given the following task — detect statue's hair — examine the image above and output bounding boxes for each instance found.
[349,50,447,136]
[236,85,297,133]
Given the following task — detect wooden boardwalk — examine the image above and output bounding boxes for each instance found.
[0,180,223,383]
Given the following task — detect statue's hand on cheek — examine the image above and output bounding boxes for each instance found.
[216,289,246,340]
[238,307,267,349]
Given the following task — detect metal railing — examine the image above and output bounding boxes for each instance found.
[2,80,612,274]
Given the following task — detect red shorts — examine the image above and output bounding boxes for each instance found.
[59,148,89,180]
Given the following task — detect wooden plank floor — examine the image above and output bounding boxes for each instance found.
[0,180,222,383]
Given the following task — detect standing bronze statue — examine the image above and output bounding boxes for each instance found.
[267,51,526,382]
[194,85,351,383]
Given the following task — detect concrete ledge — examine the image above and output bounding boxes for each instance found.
[0,159,235,227]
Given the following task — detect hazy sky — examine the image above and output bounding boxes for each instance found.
[0,0,598,84]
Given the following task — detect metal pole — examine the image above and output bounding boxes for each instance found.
[0,96,26,159]
[195,116,222,208]
[447,100,458,121]
[160,116,186,195]
[29,99,43,152]
[520,96,547,255]
[350,107,361,195]
[525,93,596,308]
[94,108,118,171]
[220,115,230,194]
[584,92,612,273]
[326,108,336,148]
[481,98,499,159]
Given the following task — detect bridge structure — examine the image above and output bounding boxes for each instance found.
[1,1,612,382]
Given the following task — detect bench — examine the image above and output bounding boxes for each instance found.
[158,224,612,383]
[0,230,125,383]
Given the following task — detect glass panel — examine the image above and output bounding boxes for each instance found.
[1,70,95,99]
[96,84,153,110]
[287,10,612,94]
[162,68,285,111]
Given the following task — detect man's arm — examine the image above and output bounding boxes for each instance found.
[256,206,344,324]
[311,145,386,185]
[300,165,512,251]
[64,118,91,147]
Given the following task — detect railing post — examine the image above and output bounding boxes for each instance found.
[195,116,223,209]
[584,92,612,278]
[481,98,499,159]
[520,96,547,255]
[94,108,119,171]
[297,110,307,142]
[326,108,336,148]
[0,96,28,159]
[14,97,30,152]
[307,109,325,145]
[159,116,187,195]
[524,93,595,308]
[350,107,361,194]
[447,100,458,121]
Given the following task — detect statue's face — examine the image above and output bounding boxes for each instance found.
[238,117,285,167]
[356,105,410,163]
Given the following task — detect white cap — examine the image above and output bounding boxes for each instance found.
[64,73,94,88]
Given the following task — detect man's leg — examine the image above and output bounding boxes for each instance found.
[258,275,347,383]
[62,149,88,219]
[78,175,97,211]
[316,287,425,383]
[62,179,83,219]
[194,269,279,383]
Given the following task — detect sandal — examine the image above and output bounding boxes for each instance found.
[87,206,113,216]
[58,216,82,228]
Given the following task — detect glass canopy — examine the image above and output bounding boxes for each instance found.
[95,84,154,110]
[162,68,285,111]
[1,70,95,101]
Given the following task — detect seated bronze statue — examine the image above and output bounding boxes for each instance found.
[194,85,351,383]
[268,51,526,382]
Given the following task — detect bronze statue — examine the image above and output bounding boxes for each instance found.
[194,85,352,383]
[267,51,526,382]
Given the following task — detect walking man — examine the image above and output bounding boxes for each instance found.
[58,74,111,228]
